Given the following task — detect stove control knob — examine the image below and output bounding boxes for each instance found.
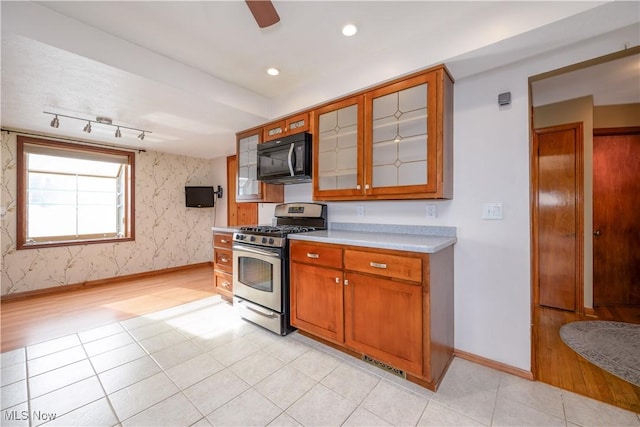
[269,238,275,245]
[262,237,267,244]
[250,236,256,242]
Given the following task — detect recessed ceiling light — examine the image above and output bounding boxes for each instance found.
[342,23,358,37]
[267,68,280,76]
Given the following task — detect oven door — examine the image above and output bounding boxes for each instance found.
[232,244,282,312]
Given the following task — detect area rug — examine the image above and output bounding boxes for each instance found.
[559,320,640,387]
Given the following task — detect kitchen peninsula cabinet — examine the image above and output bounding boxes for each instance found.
[313,64,453,201]
[236,128,284,203]
[263,112,310,142]
[213,231,233,302]
[289,238,454,390]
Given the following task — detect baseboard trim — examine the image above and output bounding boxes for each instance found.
[454,348,534,380]
[1,262,214,302]
[584,307,597,317]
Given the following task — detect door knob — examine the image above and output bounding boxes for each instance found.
[593,229,601,237]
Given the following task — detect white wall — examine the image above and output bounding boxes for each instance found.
[282,30,638,371]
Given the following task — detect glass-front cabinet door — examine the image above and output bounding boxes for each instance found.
[313,96,364,200]
[236,129,261,201]
[365,72,438,197]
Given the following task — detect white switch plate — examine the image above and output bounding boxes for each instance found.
[482,203,503,220]
[356,205,365,217]
[426,204,437,219]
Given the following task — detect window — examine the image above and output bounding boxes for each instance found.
[17,136,135,249]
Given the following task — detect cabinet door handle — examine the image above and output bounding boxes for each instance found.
[344,279,349,286]
[335,277,340,284]
[306,253,320,259]
[365,184,370,190]
[356,184,361,190]
[370,262,387,269]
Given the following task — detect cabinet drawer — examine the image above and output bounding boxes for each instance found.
[214,248,233,273]
[214,270,233,293]
[214,233,233,249]
[290,241,342,268]
[344,249,422,283]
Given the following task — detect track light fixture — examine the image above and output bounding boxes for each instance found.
[43,111,151,140]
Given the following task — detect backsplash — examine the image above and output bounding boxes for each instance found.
[1,131,215,295]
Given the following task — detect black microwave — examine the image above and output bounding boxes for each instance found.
[257,132,312,184]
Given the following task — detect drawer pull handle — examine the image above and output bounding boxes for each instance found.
[222,281,231,288]
[370,262,387,269]
[220,257,229,263]
[220,239,228,244]
[306,253,320,259]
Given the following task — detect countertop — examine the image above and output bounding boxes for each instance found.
[288,223,456,254]
[212,226,238,233]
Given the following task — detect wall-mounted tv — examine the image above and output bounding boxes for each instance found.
[185,186,215,208]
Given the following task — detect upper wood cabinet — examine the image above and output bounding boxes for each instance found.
[263,112,310,142]
[235,128,284,203]
[313,65,453,201]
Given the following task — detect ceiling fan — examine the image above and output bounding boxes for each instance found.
[245,0,280,28]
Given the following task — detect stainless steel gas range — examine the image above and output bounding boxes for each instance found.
[232,202,327,335]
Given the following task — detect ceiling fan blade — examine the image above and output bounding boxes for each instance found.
[245,0,280,28]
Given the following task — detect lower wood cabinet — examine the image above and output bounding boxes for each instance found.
[289,239,454,391]
[213,232,233,302]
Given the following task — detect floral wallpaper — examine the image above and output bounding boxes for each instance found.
[1,131,216,295]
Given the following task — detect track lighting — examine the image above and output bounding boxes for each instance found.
[43,111,151,140]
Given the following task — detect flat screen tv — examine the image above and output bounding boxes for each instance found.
[185,186,215,208]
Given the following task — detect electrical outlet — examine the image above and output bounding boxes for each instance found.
[426,204,437,219]
[482,203,503,220]
[357,205,365,217]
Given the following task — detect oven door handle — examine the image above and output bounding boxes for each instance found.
[241,301,277,319]
[233,244,280,258]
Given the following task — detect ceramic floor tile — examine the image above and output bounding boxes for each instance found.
[165,353,225,389]
[28,359,95,398]
[344,407,394,426]
[1,348,26,368]
[254,365,318,410]
[442,358,502,393]
[37,397,118,427]
[26,334,81,360]
[207,388,282,426]
[29,376,105,421]
[121,392,202,427]
[90,342,147,373]
[98,355,162,394]
[108,372,179,421]
[150,340,203,370]
[492,395,566,426]
[288,348,341,381]
[286,383,357,426]
[127,321,175,342]
[268,412,302,426]
[361,379,429,426]
[27,346,87,376]
[264,335,313,363]
[321,362,381,404]
[0,362,26,386]
[190,417,213,427]
[208,336,261,366]
[1,380,27,410]
[82,331,136,357]
[498,374,565,419]
[418,400,487,426]
[229,350,284,386]
[562,390,640,426]
[243,328,283,349]
[120,315,158,331]
[78,323,125,343]
[138,329,189,354]
[183,369,249,416]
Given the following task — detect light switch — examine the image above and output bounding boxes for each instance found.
[482,203,503,220]
[356,205,365,217]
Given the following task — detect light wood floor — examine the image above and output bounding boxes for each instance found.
[0,264,217,352]
[534,305,640,413]
[2,266,638,412]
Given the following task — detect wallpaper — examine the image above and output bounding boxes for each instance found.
[1,131,215,296]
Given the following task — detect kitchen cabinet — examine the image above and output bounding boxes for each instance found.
[313,64,453,201]
[213,232,233,302]
[289,239,454,389]
[236,128,284,203]
[263,112,310,142]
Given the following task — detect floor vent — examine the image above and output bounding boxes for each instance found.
[362,355,406,378]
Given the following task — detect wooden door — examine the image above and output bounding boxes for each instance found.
[593,130,640,305]
[290,262,344,343]
[226,155,257,226]
[344,272,423,374]
[533,123,583,312]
